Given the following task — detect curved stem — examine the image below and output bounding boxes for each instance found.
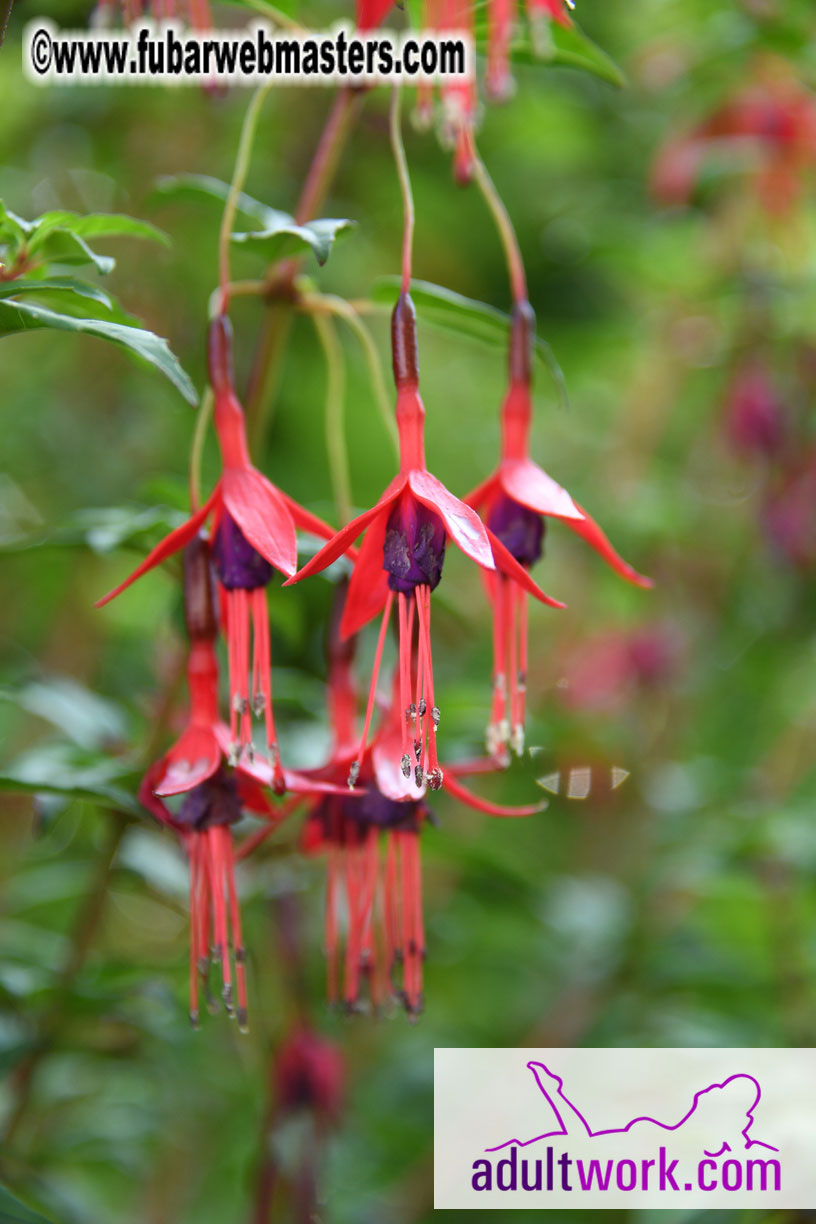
[246,88,363,446]
[312,312,352,525]
[218,84,272,315]
[389,85,415,294]
[471,150,528,305]
[301,291,399,458]
[189,387,213,512]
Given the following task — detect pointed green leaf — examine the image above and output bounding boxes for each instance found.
[232,216,356,267]
[371,277,569,409]
[0,276,115,310]
[0,299,197,404]
[0,743,140,815]
[534,20,626,86]
[0,678,128,751]
[153,172,274,226]
[28,210,169,249]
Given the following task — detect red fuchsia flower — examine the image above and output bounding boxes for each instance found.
[138,537,348,1029]
[298,585,546,1015]
[466,301,652,761]
[287,292,564,796]
[97,315,339,791]
[274,1026,345,1125]
[724,358,786,459]
[93,0,213,27]
[558,623,679,714]
[651,70,816,216]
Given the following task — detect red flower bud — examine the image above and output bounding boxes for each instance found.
[391,292,419,387]
[183,535,217,642]
[208,313,235,397]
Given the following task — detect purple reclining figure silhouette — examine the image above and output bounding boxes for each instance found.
[486,1061,779,1156]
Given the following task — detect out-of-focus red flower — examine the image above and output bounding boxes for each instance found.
[651,70,816,215]
[724,359,786,458]
[274,1027,345,1124]
[466,302,651,760]
[558,624,679,713]
[288,293,564,793]
[93,0,213,28]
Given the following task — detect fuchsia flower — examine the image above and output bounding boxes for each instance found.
[94,0,213,28]
[288,293,564,795]
[724,359,786,459]
[140,538,348,1029]
[97,315,338,791]
[299,583,546,1015]
[651,69,816,216]
[274,1027,345,1125]
[466,302,652,760]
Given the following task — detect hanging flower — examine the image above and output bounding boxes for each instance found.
[299,584,546,1015]
[92,0,213,29]
[466,301,651,760]
[724,358,786,459]
[287,292,564,794]
[274,1026,345,1125]
[651,67,816,216]
[139,536,348,1029]
[97,315,340,791]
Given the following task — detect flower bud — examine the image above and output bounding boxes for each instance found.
[391,292,419,387]
[509,300,536,387]
[208,313,235,396]
[183,535,217,641]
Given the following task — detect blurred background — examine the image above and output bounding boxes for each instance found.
[2,0,816,1220]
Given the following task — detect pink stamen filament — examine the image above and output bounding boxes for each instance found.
[351,589,395,787]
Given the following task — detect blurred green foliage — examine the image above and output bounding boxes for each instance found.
[2,0,816,1221]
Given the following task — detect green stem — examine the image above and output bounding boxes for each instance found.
[218,84,272,314]
[0,0,14,49]
[312,311,352,526]
[189,387,213,511]
[300,291,398,459]
[389,85,415,294]
[471,151,528,305]
[245,88,363,445]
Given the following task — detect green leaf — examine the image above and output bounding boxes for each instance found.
[467,0,625,86]
[28,210,169,248]
[0,504,188,556]
[0,678,128,751]
[153,172,273,226]
[29,228,115,275]
[155,174,355,266]
[0,743,140,815]
[0,299,197,405]
[370,277,569,410]
[532,19,627,87]
[0,1184,54,1224]
[0,276,115,311]
[232,216,355,267]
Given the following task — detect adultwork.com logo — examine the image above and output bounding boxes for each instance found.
[433,1048,810,1210]
[473,1061,781,1196]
